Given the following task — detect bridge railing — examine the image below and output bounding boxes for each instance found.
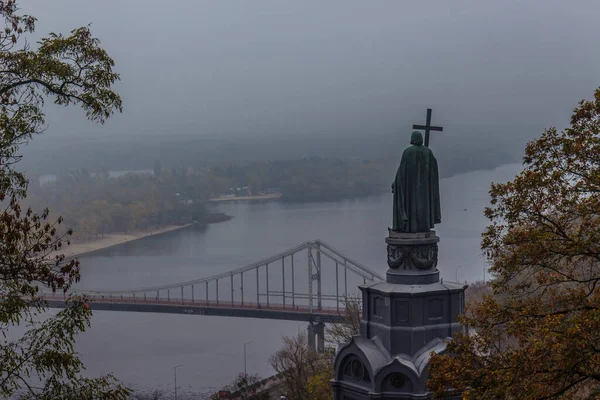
[40,293,344,316]
[56,239,382,316]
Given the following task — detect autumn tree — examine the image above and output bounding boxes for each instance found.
[0,1,127,398]
[266,299,360,400]
[428,88,600,399]
[305,350,334,400]
[326,295,361,345]
[269,332,327,400]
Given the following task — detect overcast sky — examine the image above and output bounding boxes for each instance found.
[20,0,600,141]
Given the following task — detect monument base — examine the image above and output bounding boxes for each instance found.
[385,230,440,285]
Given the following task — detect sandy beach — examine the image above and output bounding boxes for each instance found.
[58,223,196,258]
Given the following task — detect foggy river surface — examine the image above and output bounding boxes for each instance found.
[70,163,523,398]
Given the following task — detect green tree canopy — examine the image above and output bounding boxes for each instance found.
[0,0,121,198]
[0,1,128,398]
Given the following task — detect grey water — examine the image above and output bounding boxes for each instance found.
[57,163,523,398]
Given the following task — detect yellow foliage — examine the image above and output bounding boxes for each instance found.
[307,369,334,400]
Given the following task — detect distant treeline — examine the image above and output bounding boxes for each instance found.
[211,158,391,202]
[23,149,516,241]
[21,127,527,178]
[23,158,391,240]
[25,169,209,242]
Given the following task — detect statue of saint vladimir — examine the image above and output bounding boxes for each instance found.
[391,131,441,233]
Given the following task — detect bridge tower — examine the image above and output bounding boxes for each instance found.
[306,241,326,353]
[331,230,466,399]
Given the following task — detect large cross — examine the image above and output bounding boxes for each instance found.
[412,108,443,147]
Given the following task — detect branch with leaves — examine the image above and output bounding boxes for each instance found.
[326,295,361,345]
[0,1,127,398]
[428,88,600,400]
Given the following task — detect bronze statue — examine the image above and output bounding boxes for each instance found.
[391,131,441,233]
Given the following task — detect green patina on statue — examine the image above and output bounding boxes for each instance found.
[392,131,441,233]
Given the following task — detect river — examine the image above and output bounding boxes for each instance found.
[59,163,524,398]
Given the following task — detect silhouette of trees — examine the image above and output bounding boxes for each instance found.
[211,158,391,202]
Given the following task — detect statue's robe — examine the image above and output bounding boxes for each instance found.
[392,139,441,233]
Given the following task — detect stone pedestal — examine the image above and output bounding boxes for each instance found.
[386,230,439,285]
[331,230,465,399]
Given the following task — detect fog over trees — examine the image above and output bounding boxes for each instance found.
[14,0,600,178]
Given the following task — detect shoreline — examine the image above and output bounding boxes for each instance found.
[52,162,519,260]
[58,223,199,259]
[209,192,282,202]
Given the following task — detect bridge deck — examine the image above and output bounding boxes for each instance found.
[41,240,378,325]
[43,295,345,323]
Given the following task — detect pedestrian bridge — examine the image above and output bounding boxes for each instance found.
[44,239,383,325]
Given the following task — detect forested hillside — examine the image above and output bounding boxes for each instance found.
[25,170,208,241]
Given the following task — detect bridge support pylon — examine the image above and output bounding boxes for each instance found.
[307,322,326,353]
[316,322,325,353]
[307,323,315,351]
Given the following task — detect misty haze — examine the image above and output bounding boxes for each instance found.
[1,1,599,399]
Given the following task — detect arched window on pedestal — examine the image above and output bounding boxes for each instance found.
[342,356,372,384]
[381,372,412,392]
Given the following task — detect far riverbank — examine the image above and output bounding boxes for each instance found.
[59,214,233,258]
[59,223,198,259]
